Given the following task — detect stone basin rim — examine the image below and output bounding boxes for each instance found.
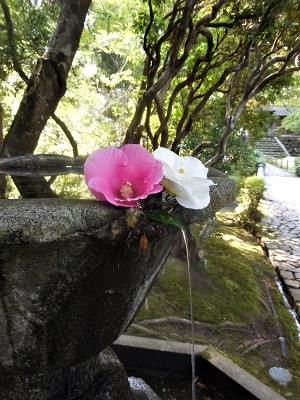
[0,176,236,244]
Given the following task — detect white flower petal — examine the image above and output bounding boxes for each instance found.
[185,178,214,195]
[161,162,180,182]
[152,147,214,209]
[170,177,212,197]
[181,156,208,178]
[161,178,190,197]
[176,194,211,210]
[153,148,181,169]
[162,178,211,210]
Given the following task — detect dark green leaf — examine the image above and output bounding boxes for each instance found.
[146,210,184,230]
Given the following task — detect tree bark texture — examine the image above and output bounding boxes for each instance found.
[0,103,7,198]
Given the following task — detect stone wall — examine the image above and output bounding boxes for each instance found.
[280,135,300,156]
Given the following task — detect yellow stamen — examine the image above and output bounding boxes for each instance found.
[178,167,185,174]
[120,181,133,199]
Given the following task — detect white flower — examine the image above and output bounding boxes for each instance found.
[152,147,214,209]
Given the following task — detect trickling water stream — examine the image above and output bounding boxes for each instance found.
[181,228,196,400]
[144,210,198,399]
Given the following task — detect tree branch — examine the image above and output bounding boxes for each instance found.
[0,0,28,82]
[191,141,213,157]
[50,114,79,157]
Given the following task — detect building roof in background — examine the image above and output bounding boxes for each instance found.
[265,105,300,116]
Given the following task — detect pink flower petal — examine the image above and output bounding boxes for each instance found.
[85,177,107,201]
[121,145,163,196]
[114,198,139,207]
[88,177,140,207]
[84,147,127,191]
[84,144,163,207]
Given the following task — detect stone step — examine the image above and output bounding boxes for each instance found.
[255,137,286,158]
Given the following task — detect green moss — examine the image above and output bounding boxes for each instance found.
[131,215,300,399]
[137,219,267,324]
[197,349,212,360]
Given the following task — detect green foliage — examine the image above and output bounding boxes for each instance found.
[1,0,300,196]
[236,176,266,232]
[274,74,300,106]
[50,174,92,199]
[3,173,93,200]
[294,157,300,177]
[146,210,184,230]
[237,107,274,143]
[281,112,300,134]
[182,99,270,173]
[0,1,58,72]
[1,0,145,157]
[211,137,264,177]
[253,150,267,167]
[0,0,59,131]
[122,0,300,155]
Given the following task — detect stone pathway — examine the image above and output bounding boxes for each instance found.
[260,163,300,317]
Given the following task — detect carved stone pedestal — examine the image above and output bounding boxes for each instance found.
[0,174,235,399]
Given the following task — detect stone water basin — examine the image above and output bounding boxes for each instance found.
[113,335,286,400]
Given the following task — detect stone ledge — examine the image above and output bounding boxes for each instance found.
[113,335,286,400]
[0,175,236,245]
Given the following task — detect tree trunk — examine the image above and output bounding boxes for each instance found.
[0,102,7,198]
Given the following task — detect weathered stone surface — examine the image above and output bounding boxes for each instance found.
[280,271,294,280]
[0,199,122,244]
[264,242,279,250]
[0,347,134,400]
[289,289,300,303]
[0,176,235,244]
[0,210,176,374]
[0,174,236,399]
[260,194,300,317]
[273,261,291,271]
[284,279,300,289]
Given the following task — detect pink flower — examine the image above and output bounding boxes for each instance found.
[84,144,163,207]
